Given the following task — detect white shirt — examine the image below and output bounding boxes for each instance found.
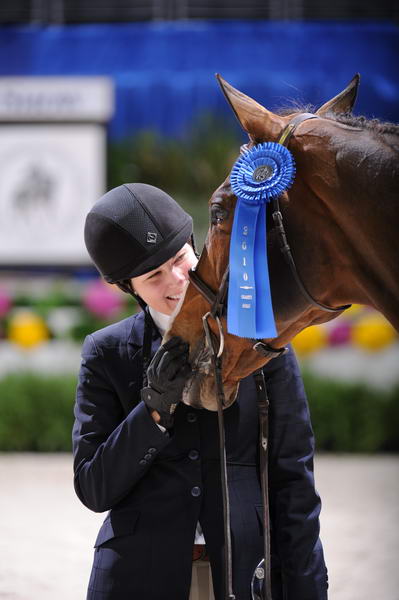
[149,306,170,337]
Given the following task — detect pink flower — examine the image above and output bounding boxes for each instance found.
[83,280,123,319]
[0,288,12,318]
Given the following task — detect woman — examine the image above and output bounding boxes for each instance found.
[73,183,328,600]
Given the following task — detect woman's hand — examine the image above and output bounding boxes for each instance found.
[141,337,191,428]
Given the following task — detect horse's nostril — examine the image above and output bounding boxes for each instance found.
[196,357,211,375]
[182,371,204,409]
[190,339,212,376]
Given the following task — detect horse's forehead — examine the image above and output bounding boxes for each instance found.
[210,181,234,204]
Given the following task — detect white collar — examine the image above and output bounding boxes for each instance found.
[149,306,172,336]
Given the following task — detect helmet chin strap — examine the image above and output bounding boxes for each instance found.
[190,232,200,259]
[116,279,145,307]
[115,278,134,296]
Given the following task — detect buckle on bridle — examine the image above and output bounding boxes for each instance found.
[202,311,225,358]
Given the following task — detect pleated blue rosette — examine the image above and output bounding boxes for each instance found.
[227,142,296,339]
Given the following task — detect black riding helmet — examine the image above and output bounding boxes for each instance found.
[85,183,193,283]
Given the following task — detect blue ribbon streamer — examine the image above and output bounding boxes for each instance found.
[227,142,296,339]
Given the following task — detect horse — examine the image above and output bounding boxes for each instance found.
[167,74,399,411]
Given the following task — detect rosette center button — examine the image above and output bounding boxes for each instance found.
[253,164,273,182]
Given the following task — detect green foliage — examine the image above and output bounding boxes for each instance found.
[0,373,76,451]
[303,371,399,452]
[0,371,398,452]
[108,114,240,196]
[66,300,138,343]
[107,114,242,245]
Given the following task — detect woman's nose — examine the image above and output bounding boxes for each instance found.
[170,266,188,283]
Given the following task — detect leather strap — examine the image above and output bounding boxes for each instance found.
[277,112,319,146]
[254,370,272,600]
[271,197,350,313]
[189,267,229,319]
[202,313,235,599]
[189,268,218,307]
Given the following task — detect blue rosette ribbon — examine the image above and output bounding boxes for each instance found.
[227,142,296,339]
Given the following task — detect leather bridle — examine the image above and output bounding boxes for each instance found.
[188,113,350,600]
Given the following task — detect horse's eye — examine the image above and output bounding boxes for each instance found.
[211,205,228,225]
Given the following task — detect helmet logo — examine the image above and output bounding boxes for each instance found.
[146,232,158,244]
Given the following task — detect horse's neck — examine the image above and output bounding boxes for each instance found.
[345,192,399,327]
[323,137,399,327]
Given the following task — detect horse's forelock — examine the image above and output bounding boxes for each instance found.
[276,103,316,117]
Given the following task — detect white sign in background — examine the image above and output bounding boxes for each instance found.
[0,77,114,122]
[0,124,105,264]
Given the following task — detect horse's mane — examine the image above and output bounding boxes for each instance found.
[327,113,399,137]
[278,104,399,137]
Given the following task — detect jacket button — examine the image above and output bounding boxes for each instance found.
[187,413,197,423]
[139,459,147,466]
[191,486,201,497]
[148,448,157,454]
[144,453,152,460]
[188,449,199,461]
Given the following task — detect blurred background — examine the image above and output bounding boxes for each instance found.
[0,0,398,454]
[0,3,398,599]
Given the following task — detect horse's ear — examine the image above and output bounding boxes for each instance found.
[216,73,284,142]
[316,73,360,116]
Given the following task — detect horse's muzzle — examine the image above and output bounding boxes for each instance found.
[182,339,239,411]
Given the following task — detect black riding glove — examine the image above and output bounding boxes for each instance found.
[141,336,191,429]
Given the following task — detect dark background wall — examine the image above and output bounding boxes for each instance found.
[0,0,398,23]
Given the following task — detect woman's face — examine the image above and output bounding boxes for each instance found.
[131,243,198,315]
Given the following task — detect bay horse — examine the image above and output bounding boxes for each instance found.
[167,74,399,411]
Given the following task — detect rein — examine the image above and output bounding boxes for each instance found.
[189,112,349,600]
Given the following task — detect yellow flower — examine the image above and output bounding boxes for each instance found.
[292,325,327,356]
[352,314,396,351]
[8,311,49,349]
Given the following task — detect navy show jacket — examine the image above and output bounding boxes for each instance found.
[72,310,328,600]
